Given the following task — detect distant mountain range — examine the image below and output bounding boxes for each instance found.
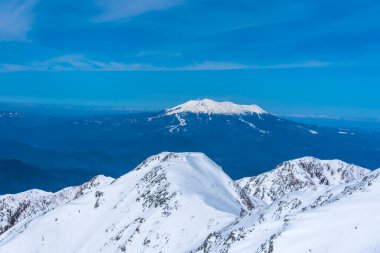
[0,158,98,194]
[0,152,379,252]
[0,99,379,193]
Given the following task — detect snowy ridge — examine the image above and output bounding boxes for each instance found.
[0,153,379,253]
[237,156,369,204]
[165,99,267,115]
[0,175,113,236]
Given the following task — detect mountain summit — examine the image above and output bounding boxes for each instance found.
[0,152,255,253]
[165,99,267,115]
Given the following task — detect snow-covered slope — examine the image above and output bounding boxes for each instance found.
[0,152,255,253]
[0,153,378,253]
[0,175,113,235]
[238,157,369,204]
[165,99,267,115]
[199,168,380,253]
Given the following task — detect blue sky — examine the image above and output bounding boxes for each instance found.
[0,0,379,118]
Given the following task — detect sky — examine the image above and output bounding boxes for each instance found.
[0,0,379,118]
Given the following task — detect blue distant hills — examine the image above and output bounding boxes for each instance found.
[0,99,379,193]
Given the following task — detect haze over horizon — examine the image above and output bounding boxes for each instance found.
[1,92,379,120]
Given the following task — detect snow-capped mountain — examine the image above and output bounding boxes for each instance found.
[165,99,267,115]
[0,152,379,253]
[1,98,380,193]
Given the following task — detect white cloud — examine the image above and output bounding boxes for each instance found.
[0,0,38,41]
[0,55,333,72]
[93,0,183,22]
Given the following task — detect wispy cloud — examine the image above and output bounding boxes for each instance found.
[93,0,184,22]
[174,60,333,71]
[0,55,159,72]
[0,0,38,41]
[264,61,332,69]
[0,55,334,72]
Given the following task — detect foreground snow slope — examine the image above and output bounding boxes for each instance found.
[200,168,380,253]
[0,153,379,253]
[273,169,380,253]
[0,175,113,235]
[0,152,254,253]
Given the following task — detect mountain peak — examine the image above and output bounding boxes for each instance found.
[165,99,267,115]
[0,152,255,252]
